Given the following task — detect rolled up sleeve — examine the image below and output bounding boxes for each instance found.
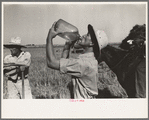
[23,52,31,66]
[60,58,83,77]
[4,55,16,63]
[17,52,31,66]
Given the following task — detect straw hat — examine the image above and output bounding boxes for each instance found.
[4,37,26,48]
[88,24,108,60]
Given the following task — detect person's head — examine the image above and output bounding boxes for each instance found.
[9,46,22,57]
[4,37,26,57]
[73,32,94,51]
[74,24,108,62]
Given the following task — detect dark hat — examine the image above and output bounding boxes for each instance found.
[4,37,26,48]
[88,24,108,60]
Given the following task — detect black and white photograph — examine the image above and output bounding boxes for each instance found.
[1,2,148,119]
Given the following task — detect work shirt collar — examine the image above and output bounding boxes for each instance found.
[78,52,95,59]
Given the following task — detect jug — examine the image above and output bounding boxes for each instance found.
[54,19,80,41]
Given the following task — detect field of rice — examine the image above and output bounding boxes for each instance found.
[3,46,79,99]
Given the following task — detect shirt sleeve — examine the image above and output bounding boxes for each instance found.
[60,58,83,77]
[17,52,31,66]
[4,55,9,63]
[4,55,16,63]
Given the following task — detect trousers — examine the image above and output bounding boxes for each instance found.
[7,79,32,99]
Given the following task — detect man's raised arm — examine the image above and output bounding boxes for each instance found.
[46,22,60,70]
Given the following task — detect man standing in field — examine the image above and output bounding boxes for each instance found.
[3,37,32,99]
[46,22,108,99]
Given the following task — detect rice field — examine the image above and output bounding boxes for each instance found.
[3,46,78,99]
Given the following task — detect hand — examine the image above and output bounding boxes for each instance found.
[4,66,18,78]
[48,22,63,39]
[64,40,76,50]
[65,40,74,46]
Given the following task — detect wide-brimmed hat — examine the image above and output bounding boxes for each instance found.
[4,37,26,48]
[88,24,108,60]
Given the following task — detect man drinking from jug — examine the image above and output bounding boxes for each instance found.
[46,22,108,99]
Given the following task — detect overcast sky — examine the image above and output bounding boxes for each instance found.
[3,2,146,45]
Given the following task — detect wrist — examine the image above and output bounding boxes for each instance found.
[48,34,54,39]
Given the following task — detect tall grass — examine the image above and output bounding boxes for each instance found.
[3,46,75,99]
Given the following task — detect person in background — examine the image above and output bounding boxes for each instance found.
[134,39,146,98]
[46,22,108,99]
[3,37,32,99]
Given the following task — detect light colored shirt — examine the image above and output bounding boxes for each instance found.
[4,51,31,66]
[4,51,31,80]
[60,52,98,99]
